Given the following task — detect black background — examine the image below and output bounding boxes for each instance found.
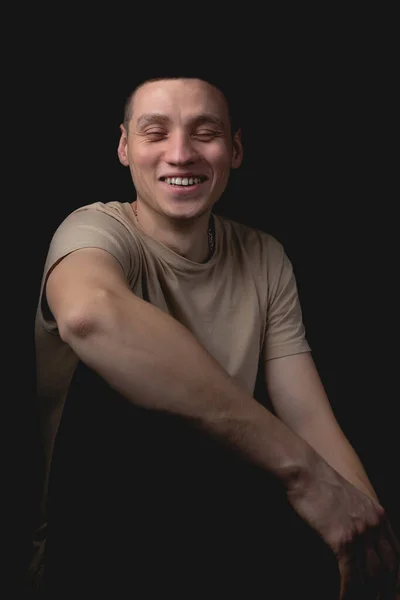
[11,10,398,598]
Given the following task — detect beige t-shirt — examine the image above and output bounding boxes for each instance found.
[35,201,310,410]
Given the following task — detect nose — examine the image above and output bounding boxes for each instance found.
[164,131,198,165]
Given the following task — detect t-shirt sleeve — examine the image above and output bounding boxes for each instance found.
[262,236,311,361]
[37,205,139,333]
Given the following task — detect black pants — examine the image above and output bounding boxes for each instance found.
[40,363,340,598]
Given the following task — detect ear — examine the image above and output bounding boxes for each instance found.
[117,124,130,167]
[231,129,243,169]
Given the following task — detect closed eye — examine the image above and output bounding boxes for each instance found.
[193,131,221,140]
[146,130,167,136]
[140,129,221,142]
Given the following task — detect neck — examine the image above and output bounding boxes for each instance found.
[132,201,213,263]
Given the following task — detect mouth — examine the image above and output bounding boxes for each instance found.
[159,175,208,188]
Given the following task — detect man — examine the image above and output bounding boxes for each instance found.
[29,75,399,597]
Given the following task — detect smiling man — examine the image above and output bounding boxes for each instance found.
[118,77,242,262]
[28,76,399,598]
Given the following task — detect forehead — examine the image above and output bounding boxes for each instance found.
[130,78,230,125]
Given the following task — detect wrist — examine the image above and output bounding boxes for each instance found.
[283,443,321,494]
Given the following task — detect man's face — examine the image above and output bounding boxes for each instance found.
[118,78,242,221]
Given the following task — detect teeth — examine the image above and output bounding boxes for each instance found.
[164,177,202,186]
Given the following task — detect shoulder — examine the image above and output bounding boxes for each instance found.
[50,201,138,255]
[44,201,138,282]
[58,201,134,231]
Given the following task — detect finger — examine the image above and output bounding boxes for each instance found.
[371,523,400,600]
[376,535,398,575]
[374,542,400,600]
[378,523,399,565]
[338,552,365,600]
[338,526,396,600]
[364,537,383,580]
[385,521,400,558]
[353,532,383,600]
[384,522,400,598]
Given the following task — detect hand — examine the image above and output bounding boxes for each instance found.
[25,522,47,593]
[287,459,400,599]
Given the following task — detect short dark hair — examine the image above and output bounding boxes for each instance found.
[122,74,241,136]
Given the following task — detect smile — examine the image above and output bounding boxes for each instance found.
[160,176,207,187]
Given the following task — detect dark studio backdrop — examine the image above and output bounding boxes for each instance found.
[14,19,398,598]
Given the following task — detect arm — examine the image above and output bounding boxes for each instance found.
[48,247,399,598]
[264,351,378,500]
[260,239,399,596]
[46,246,317,486]
[265,352,400,597]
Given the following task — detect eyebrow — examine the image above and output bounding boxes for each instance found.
[135,112,226,131]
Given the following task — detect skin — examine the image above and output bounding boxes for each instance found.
[117,78,242,263]
[31,78,399,598]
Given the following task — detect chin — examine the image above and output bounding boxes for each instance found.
[162,198,211,219]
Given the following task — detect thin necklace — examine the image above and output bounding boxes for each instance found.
[133,204,215,260]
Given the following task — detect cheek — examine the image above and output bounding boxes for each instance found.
[205,146,232,174]
[130,147,157,170]
[129,150,158,190]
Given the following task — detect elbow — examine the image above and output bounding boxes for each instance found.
[60,311,96,342]
[57,289,113,343]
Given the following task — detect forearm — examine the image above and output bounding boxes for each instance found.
[298,423,379,500]
[332,446,378,501]
[60,289,318,489]
[265,352,380,501]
